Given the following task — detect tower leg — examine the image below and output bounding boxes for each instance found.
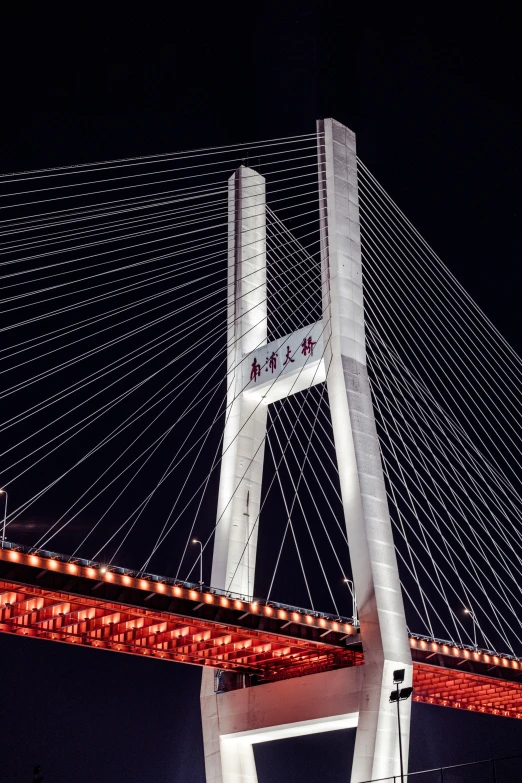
[210,166,268,598]
[317,118,412,782]
[201,166,267,782]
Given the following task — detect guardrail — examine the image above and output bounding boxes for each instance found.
[360,753,522,782]
[0,538,357,628]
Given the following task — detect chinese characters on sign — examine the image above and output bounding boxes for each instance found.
[250,357,261,381]
[301,336,317,356]
[267,351,278,372]
[283,346,295,366]
[243,322,325,403]
[249,325,321,384]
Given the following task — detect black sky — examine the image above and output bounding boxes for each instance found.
[0,5,521,782]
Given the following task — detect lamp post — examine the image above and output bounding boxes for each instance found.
[192,539,203,588]
[0,489,7,545]
[343,577,358,625]
[464,607,478,648]
[389,669,413,783]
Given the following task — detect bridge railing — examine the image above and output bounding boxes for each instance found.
[0,539,357,627]
[361,753,522,782]
[410,631,521,667]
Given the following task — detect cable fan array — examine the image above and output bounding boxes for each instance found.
[0,136,319,555]
[0,133,356,615]
[0,132,520,657]
[358,160,522,658]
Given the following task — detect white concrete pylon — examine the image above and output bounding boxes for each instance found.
[209,166,268,600]
[200,122,412,783]
[317,118,412,782]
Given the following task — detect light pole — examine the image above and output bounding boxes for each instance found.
[0,489,7,545]
[192,539,203,588]
[343,577,358,625]
[389,668,413,783]
[464,607,478,648]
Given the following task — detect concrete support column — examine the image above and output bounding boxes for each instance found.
[201,664,363,783]
[220,739,257,783]
[317,118,412,782]
[202,167,268,783]
[210,166,268,599]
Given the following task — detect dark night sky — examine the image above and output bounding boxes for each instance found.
[0,6,521,782]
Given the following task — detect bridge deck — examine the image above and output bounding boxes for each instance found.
[0,543,360,680]
[1,544,521,718]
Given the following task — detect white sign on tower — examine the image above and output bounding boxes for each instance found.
[243,321,325,405]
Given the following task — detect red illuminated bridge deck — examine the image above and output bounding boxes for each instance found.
[1,543,521,718]
[0,542,361,681]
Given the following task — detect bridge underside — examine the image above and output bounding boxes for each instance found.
[0,543,360,681]
[1,545,521,719]
[413,662,522,719]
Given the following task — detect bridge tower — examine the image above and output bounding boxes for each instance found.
[200,119,412,783]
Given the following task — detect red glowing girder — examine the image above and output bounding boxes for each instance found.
[0,547,356,639]
[409,636,521,674]
[0,577,357,677]
[262,649,364,682]
[3,547,522,700]
[413,663,522,719]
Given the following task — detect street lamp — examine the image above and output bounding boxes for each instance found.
[192,539,203,588]
[389,669,413,783]
[343,577,358,625]
[0,489,7,545]
[464,607,478,648]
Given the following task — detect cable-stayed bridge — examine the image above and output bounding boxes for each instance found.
[0,119,521,783]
